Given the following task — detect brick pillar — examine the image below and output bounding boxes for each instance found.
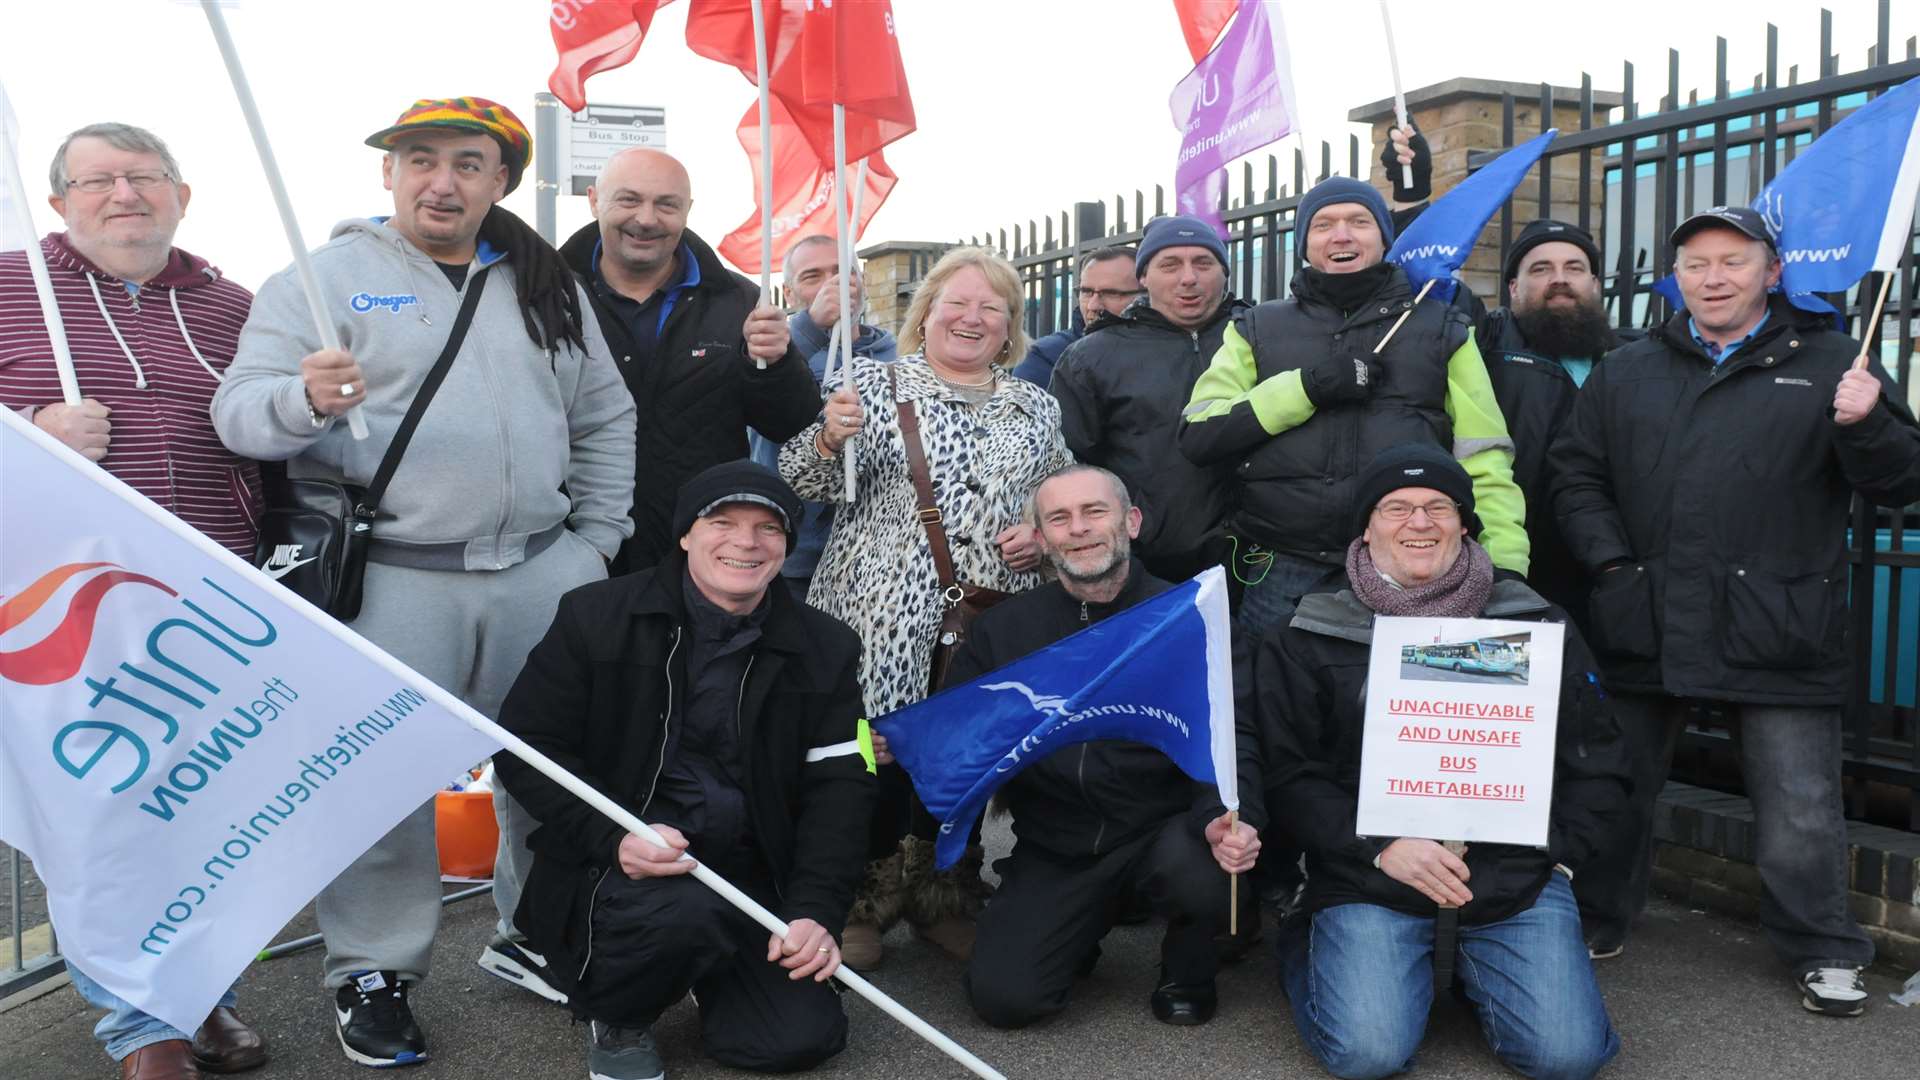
[1349,79,1622,302]
[855,241,952,340]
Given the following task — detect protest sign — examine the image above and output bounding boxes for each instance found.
[1355,616,1564,846]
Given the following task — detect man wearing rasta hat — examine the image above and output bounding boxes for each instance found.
[496,460,875,1079]
[213,97,636,1066]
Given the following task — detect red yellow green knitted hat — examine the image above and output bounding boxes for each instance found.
[364,97,531,194]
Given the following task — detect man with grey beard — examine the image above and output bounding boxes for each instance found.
[933,465,1242,1030]
[1477,220,1623,626]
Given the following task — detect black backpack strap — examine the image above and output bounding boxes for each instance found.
[356,266,491,518]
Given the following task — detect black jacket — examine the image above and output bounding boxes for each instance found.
[943,562,1203,858]
[1050,298,1246,578]
[1476,307,1596,624]
[562,223,819,572]
[1180,266,1477,561]
[1239,576,1629,926]
[1552,298,1920,704]
[494,555,875,985]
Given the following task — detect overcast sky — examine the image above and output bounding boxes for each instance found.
[2,0,1914,290]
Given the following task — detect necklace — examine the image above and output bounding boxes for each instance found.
[933,368,997,389]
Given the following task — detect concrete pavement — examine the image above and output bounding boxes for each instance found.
[5,824,1916,1079]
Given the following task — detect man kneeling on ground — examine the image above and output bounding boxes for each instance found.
[1219,444,1630,1080]
[929,464,1247,1028]
[495,461,876,1080]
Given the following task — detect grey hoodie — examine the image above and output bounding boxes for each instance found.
[212,218,635,570]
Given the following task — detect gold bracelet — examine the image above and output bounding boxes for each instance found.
[814,429,838,459]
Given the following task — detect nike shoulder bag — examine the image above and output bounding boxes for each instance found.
[253,268,490,621]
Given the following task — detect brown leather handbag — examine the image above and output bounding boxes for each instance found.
[889,367,1011,693]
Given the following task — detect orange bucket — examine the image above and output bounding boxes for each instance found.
[435,789,499,879]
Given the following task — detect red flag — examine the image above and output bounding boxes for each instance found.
[796,0,916,162]
[718,97,896,275]
[1172,0,1240,62]
[548,1,674,112]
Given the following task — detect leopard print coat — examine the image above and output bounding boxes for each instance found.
[779,353,1073,716]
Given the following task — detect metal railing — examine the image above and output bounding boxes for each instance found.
[956,1,1920,827]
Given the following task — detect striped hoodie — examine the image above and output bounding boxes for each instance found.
[0,232,261,557]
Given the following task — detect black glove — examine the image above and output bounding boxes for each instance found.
[1380,125,1432,203]
[1301,354,1383,408]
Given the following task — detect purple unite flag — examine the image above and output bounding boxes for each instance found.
[1169,1,1299,237]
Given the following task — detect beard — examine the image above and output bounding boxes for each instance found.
[1513,297,1617,359]
[1047,531,1132,586]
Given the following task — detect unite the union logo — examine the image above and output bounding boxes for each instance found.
[0,563,177,686]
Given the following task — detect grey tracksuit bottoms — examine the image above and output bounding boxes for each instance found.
[315,531,606,988]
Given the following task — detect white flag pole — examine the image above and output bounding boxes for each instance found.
[198,0,368,440]
[1378,0,1416,191]
[832,105,859,503]
[0,86,80,406]
[1,404,1007,1080]
[748,0,775,370]
[836,156,869,503]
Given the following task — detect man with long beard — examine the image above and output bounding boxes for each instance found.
[1476,220,1622,625]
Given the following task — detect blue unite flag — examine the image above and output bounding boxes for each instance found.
[875,567,1239,869]
[1387,129,1558,301]
[1652,75,1920,316]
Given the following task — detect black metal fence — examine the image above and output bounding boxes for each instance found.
[960,1,1920,828]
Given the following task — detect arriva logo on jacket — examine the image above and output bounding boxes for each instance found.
[348,292,419,314]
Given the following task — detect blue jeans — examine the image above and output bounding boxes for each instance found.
[1574,695,1871,969]
[1279,876,1618,1080]
[67,963,238,1061]
[1235,549,1339,638]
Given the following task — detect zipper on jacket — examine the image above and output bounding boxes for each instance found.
[575,865,612,983]
[1076,745,1107,854]
[640,626,683,818]
[1079,601,1089,623]
[735,655,755,745]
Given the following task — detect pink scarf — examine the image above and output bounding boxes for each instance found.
[1344,536,1494,618]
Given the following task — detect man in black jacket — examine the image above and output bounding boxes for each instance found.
[1478,219,1621,626]
[946,464,1243,1030]
[1051,217,1244,586]
[1225,444,1628,1080]
[1554,207,1920,1014]
[562,148,820,573]
[495,461,876,1078]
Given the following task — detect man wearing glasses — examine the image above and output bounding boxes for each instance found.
[0,124,270,1078]
[1050,218,1245,585]
[1012,245,1140,386]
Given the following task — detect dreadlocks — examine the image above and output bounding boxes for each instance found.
[478,205,586,356]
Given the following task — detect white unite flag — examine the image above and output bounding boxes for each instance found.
[0,409,499,1034]
[0,81,28,251]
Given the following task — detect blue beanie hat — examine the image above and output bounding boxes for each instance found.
[1135,215,1229,276]
[1297,177,1396,247]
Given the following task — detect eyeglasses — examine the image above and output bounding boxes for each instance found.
[66,171,173,194]
[1374,499,1460,523]
[1077,287,1144,302]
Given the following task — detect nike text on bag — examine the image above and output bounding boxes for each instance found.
[253,269,490,619]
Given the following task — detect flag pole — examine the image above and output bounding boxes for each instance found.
[1,405,1009,1080]
[1854,271,1895,371]
[1373,278,1438,353]
[748,0,775,370]
[837,156,869,503]
[198,0,368,440]
[0,89,80,406]
[1227,810,1239,936]
[1377,0,1416,191]
[832,104,858,503]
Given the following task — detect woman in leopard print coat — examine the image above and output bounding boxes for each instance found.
[779,247,1071,967]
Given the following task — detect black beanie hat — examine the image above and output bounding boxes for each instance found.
[1349,443,1482,540]
[672,460,804,552]
[1503,219,1604,283]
